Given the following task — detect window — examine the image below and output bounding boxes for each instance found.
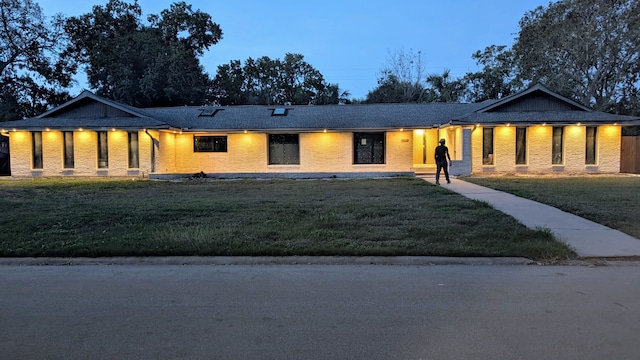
[585,126,597,165]
[552,127,564,164]
[32,132,43,169]
[128,132,139,168]
[63,131,74,169]
[198,108,221,117]
[482,128,494,165]
[194,136,227,152]
[516,127,527,165]
[354,132,385,164]
[97,131,108,168]
[271,108,288,116]
[269,134,299,164]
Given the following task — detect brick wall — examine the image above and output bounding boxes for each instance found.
[472,125,621,174]
[9,130,153,177]
[168,131,413,174]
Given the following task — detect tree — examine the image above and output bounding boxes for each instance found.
[425,69,466,103]
[212,53,338,105]
[366,48,427,103]
[65,0,222,107]
[365,74,424,103]
[513,0,640,113]
[463,45,523,102]
[0,0,75,120]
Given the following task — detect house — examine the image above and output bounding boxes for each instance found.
[1,84,638,179]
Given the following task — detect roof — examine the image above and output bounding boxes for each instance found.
[2,85,638,132]
[143,102,488,131]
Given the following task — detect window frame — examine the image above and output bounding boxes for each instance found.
[515,127,527,165]
[194,135,228,153]
[585,126,597,165]
[32,131,43,169]
[268,134,300,165]
[128,131,139,169]
[552,127,564,165]
[63,131,74,169]
[482,128,494,165]
[353,132,385,165]
[97,131,109,169]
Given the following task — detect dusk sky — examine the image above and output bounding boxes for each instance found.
[37,0,555,99]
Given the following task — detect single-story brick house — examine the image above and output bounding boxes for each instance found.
[1,84,638,178]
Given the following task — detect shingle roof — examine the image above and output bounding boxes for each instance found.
[452,111,637,125]
[143,103,488,131]
[1,117,169,131]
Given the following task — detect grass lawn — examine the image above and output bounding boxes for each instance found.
[0,177,575,260]
[463,175,640,239]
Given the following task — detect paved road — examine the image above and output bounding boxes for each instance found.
[1,264,639,359]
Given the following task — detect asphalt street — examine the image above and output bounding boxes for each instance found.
[1,263,639,359]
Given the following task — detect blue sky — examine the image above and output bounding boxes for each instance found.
[38,0,554,99]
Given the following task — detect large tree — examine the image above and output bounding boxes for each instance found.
[0,0,75,120]
[212,53,338,105]
[425,69,466,103]
[365,48,427,103]
[463,45,523,103]
[65,0,222,107]
[513,0,640,113]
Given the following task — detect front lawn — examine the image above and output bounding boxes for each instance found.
[0,177,575,260]
[463,175,640,239]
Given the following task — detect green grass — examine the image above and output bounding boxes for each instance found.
[463,175,640,239]
[0,177,575,260]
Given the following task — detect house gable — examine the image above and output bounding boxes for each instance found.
[41,98,137,119]
[486,92,584,112]
[476,83,593,114]
[36,90,150,119]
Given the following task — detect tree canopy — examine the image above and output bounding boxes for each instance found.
[64,0,222,107]
[212,53,342,105]
[513,0,640,113]
[0,0,75,120]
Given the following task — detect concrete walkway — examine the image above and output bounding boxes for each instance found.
[418,175,640,258]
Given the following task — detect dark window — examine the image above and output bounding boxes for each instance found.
[585,126,597,165]
[63,131,74,169]
[354,132,385,164]
[97,131,108,168]
[32,132,43,169]
[128,132,139,168]
[516,127,527,165]
[482,128,494,165]
[194,136,227,152]
[268,134,299,164]
[552,127,564,164]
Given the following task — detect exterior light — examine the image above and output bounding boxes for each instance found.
[78,128,83,132]
[506,123,510,127]
[12,128,16,132]
[323,129,327,133]
[542,123,546,127]
[111,128,116,132]
[577,122,581,126]
[400,128,404,132]
[243,130,248,134]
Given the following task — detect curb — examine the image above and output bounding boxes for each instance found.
[0,256,538,266]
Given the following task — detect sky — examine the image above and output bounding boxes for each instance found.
[37,0,554,99]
